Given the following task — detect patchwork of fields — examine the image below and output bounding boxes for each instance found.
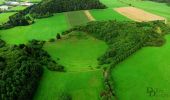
[0,0,170,100]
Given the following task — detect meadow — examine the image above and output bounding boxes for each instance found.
[112,35,170,100]
[0,12,16,25]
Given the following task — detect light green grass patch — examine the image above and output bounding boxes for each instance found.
[112,35,170,100]
[0,12,16,25]
[90,9,131,21]
[44,32,108,71]
[0,13,68,44]
[10,6,27,11]
[65,11,89,27]
[34,69,104,100]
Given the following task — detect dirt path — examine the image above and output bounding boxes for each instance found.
[114,7,167,23]
[84,10,96,21]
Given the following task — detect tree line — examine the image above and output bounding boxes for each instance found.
[0,39,64,100]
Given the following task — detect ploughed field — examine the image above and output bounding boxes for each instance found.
[0,0,170,100]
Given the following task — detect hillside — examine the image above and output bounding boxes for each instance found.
[30,0,106,18]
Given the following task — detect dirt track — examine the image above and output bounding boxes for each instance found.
[84,10,96,21]
[114,7,167,23]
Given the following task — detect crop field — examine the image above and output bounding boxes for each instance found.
[65,11,89,27]
[114,7,166,22]
[0,12,16,25]
[0,13,68,44]
[121,0,170,20]
[112,35,170,100]
[90,9,131,21]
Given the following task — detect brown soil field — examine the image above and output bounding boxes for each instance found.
[84,10,96,21]
[114,7,167,23]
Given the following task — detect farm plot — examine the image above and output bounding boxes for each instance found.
[114,7,166,23]
[90,9,131,21]
[112,35,170,100]
[65,11,89,27]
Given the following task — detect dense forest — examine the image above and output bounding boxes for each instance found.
[62,20,170,99]
[29,0,106,18]
[0,40,64,100]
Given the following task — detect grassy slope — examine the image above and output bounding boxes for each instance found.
[44,33,108,72]
[0,12,16,25]
[112,35,170,100]
[34,33,108,100]
[0,13,68,44]
[34,69,104,100]
[66,11,89,27]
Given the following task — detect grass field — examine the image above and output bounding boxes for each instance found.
[0,0,5,5]
[0,13,68,44]
[100,0,127,8]
[44,32,108,72]
[65,11,89,27]
[10,6,27,11]
[34,69,104,100]
[33,32,108,100]
[90,9,131,21]
[0,12,16,25]
[112,35,170,100]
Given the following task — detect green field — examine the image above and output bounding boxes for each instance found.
[10,6,27,11]
[33,32,108,100]
[0,13,68,44]
[0,12,16,25]
[90,9,131,21]
[112,35,170,100]
[0,0,5,4]
[65,11,89,27]
[34,69,104,100]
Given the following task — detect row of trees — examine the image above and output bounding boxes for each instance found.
[61,20,170,99]
[0,39,65,100]
[29,0,106,18]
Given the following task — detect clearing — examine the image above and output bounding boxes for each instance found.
[114,7,167,23]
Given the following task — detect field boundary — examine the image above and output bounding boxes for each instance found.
[84,10,96,21]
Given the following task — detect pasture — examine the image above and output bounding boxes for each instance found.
[112,35,170,100]
[33,32,108,99]
[0,13,68,44]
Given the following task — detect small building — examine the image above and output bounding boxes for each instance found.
[0,5,9,11]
